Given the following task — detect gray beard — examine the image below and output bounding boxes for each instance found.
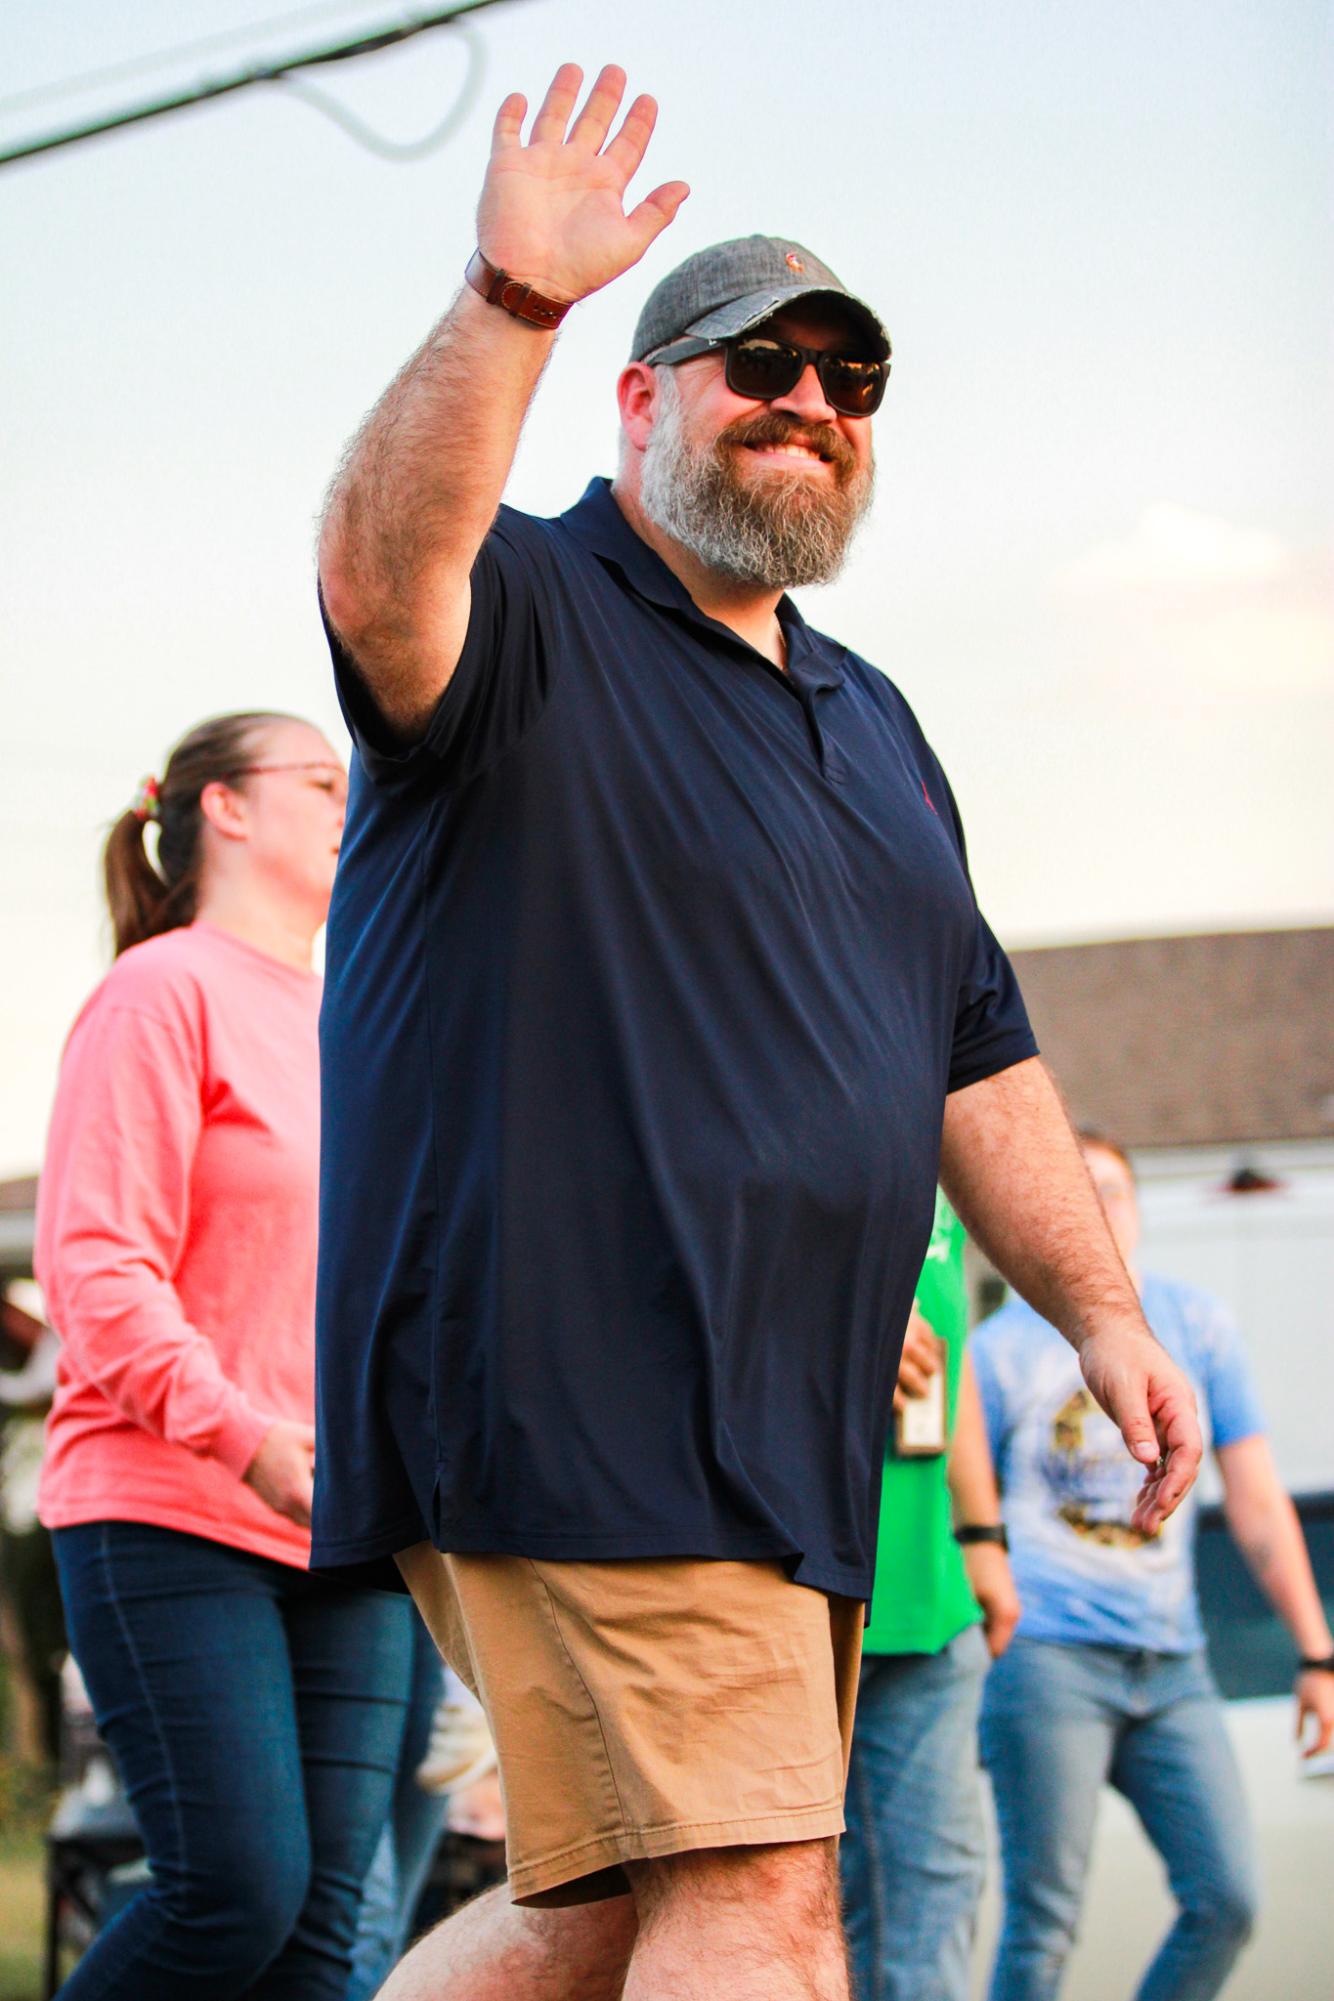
[639,370,873,591]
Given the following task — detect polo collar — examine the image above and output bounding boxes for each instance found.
[558,479,848,693]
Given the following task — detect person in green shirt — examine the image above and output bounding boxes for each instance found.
[841,1189,1019,2001]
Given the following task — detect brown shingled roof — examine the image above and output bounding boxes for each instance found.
[1010,928,1334,1150]
[0,1176,37,1215]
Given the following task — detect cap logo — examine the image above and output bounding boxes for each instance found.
[785,251,805,272]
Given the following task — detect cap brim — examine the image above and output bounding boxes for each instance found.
[681,283,890,359]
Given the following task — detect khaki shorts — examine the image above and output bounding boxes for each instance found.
[395,1544,863,1906]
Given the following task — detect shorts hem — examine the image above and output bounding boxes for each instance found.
[508,1797,847,1906]
[314,1521,871,1603]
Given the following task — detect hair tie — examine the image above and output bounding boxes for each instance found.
[131,775,161,823]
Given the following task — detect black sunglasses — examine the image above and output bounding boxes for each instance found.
[643,331,890,417]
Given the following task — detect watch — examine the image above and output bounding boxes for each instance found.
[1297,1652,1334,1674]
[464,249,574,332]
[955,1524,1009,1551]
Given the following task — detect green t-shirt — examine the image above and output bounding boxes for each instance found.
[862,1189,981,1654]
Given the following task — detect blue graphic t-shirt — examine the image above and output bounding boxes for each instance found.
[971,1276,1265,1653]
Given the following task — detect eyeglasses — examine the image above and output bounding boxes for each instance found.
[643,332,890,417]
[226,761,348,804]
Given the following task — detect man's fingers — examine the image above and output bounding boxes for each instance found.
[1299,1704,1333,1759]
[529,62,584,145]
[603,95,661,183]
[1130,1468,1167,1535]
[900,1323,941,1372]
[627,180,691,251]
[1146,1397,1203,1520]
[491,91,526,152]
[1297,1683,1334,1758]
[1151,1444,1196,1516]
[1120,1404,1160,1466]
[1130,1438,1197,1535]
[568,64,627,153]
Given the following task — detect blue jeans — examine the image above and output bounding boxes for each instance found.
[53,1522,414,2000]
[841,1623,989,2001]
[346,1612,446,2001]
[979,1636,1258,2001]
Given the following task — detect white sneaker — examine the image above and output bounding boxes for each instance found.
[415,1691,498,1796]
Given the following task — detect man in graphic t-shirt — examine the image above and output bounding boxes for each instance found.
[973,1131,1334,2001]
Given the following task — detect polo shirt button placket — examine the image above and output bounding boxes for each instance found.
[807,697,848,785]
[785,642,848,783]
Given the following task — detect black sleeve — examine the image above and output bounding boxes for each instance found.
[948,906,1038,1091]
[935,768,1040,1093]
[321,505,559,789]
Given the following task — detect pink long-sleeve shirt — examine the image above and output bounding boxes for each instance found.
[37,921,322,1568]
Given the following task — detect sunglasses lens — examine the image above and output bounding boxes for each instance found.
[725,338,887,416]
[725,339,804,401]
[820,356,887,416]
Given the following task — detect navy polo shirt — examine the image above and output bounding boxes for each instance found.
[312,478,1036,1600]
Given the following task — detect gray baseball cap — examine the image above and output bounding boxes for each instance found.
[630,234,890,363]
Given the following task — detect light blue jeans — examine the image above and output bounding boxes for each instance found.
[980,1636,1259,2001]
[347,1613,447,2001]
[841,1623,990,2001]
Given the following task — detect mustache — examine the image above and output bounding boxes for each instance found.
[716,409,859,475]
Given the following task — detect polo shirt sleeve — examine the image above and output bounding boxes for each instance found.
[321,506,558,786]
[938,777,1039,1092]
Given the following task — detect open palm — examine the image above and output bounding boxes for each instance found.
[477,64,689,304]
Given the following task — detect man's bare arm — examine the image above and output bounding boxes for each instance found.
[1219,1435,1334,1757]
[948,1352,1021,1657]
[940,1057,1202,1533]
[318,62,688,737]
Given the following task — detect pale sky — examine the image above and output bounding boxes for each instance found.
[2,0,1331,1177]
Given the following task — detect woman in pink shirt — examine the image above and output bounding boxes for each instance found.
[37,711,412,2000]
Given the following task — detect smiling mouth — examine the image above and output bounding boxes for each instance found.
[738,440,833,466]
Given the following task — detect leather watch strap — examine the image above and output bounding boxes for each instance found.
[464,249,574,331]
[1298,1652,1334,1673]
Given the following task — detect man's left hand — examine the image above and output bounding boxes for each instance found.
[962,1542,1021,1658]
[1297,1669,1334,1760]
[1077,1326,1203,1535]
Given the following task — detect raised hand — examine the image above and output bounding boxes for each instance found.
[476,63,689,305]
[1077,1326,1203,1536]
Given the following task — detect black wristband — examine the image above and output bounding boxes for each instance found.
[955,1524,1008,1551]
[1297,1652,1334,1674]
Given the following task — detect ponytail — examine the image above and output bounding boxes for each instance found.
[102,711,300,957]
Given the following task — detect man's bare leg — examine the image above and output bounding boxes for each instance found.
[373,1883,637,2001]
[623,1840,850,2001]
[372,1839,846,2001]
